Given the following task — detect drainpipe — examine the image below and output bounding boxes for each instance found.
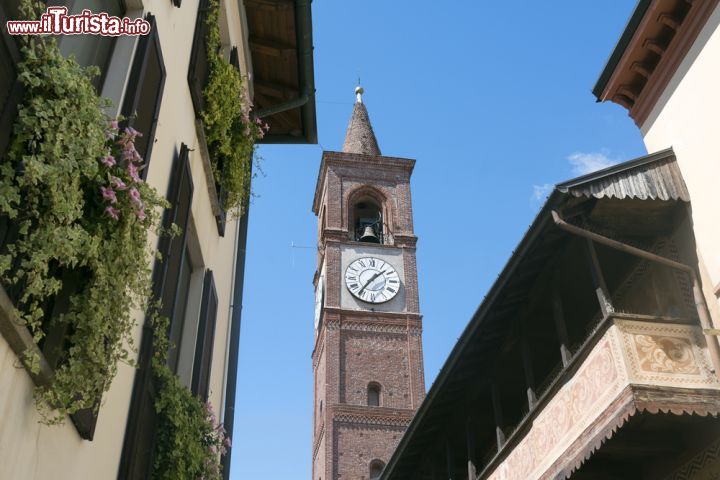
[550,210,720,380]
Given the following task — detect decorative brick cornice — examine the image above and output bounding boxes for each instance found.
[393,234,418,248]
[312,151,415,214]
[330,405,415,428]
[325,306,422,324]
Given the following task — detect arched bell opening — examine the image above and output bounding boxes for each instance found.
[353,196,384,244]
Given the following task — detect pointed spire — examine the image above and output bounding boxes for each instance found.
[342,85,381,156]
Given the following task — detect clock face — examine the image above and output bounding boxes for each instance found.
[345,257,401,304]
[314,275,324,332]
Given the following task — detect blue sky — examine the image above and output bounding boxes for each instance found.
[232,1,646,477]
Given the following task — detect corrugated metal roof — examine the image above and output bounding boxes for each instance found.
[556,148,690,201]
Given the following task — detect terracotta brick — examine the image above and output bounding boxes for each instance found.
[312,149,425,480]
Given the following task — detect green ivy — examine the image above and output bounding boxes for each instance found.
[0,0,166,423]
[201,0,265,215]
[151,315,228,480]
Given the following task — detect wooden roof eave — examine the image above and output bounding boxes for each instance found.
[249,0,317,144]
[381,190,566,479]
[381,151,692,479]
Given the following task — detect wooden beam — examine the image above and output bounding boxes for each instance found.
[630,61,653,78]
[552,285,572,367]
[658,12,681,30]
[490,383,506,451]
[520,333,538,409]
[466,420,477,480]
[249,36,295,58]
[253,79,298,99]
[643,38,666,56]
[244,0,293,10]
[445,440,454,480]
[584,238,615,317]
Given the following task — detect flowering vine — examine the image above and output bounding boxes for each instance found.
[152,315,230,479]
[0,1,166,423]
[201,0,267,215]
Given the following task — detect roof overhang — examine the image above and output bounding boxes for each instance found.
[381,148,695,479]
[592,0,719,127]
[245,0,317,144]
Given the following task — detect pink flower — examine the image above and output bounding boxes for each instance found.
[136,205,146,220]
[122,142,142,163]
[124,126,142,139]
[224,436,232,448]
[109,119,119,130]
[101,154,116,168]
[129,187,142,206]
[128,163,142,183]
[100,186,117,204]
[110,176,127,190]
[105,206,120,220]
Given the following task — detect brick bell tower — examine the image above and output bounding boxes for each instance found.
[311,87,425,480]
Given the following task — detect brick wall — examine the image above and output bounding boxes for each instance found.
[311,150,425,480]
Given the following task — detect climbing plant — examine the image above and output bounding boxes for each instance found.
[201,0,266,215]
[151,316,229,480]
[0,0,166,423]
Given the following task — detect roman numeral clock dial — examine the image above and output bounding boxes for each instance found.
[344,257,401,304]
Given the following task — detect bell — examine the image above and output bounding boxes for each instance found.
[359,225,380,243]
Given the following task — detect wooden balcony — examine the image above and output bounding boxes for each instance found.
[481,313,720,480]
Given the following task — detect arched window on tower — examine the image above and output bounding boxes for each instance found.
[369,460,385,480]
[367,382,381,407]
[353,196,383,244]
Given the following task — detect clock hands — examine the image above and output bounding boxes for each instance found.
[346,258,400,304]
[358,270,383,295]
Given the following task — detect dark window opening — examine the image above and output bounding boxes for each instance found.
[370,460,385,480]
[354,198,383,244]
[58,0,124,92]
[367,382,381,407]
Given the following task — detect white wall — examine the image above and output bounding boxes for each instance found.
[0,0,250,477]
[641,4,720,321]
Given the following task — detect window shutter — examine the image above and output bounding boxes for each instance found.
[119,144,193,479]
[121,14,166,179]
[0,1,23,157]
[191,269,218,400]
[188,0,211,118]
[156,144,194,373]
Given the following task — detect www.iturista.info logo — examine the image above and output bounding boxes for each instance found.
[6,7,151,36]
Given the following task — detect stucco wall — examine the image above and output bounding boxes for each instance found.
[641,4,720,321]
[0,0,249,477]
